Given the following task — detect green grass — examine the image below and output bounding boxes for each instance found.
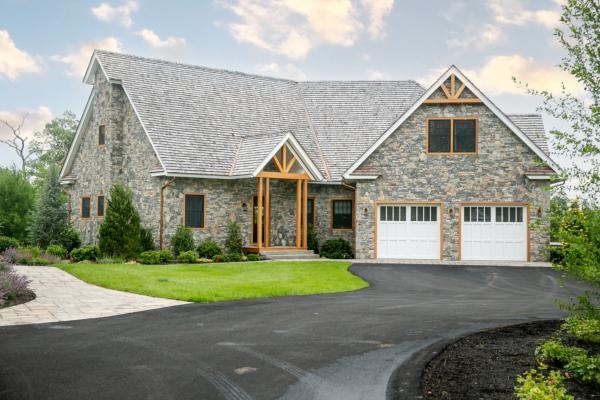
[59,261,367,302]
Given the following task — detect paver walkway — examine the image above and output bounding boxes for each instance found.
[0,265,187,326]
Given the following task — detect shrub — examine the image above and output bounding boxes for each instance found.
[98,183,141,259]
[171,225,195,256]
[138,250,161,265]
[197,240,223,259]
[537,339,600,385]
[212,254,224,263]
[2,247,31,265]
[70,245,99,262]
[562,317,600,343]
[307,225,319,254]
[61,226,81,253]
[514,368,573,400]
[246,253,260,262]
[225,220,243,255]
[0,264,33,307]
[140,226,155,252]
[0,236,19,253]
[46,244,67,259]
[320,238,353,259]
[178,250,199,263]
[158,250,173,264]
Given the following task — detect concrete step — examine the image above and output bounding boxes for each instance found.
[260,250,320,260]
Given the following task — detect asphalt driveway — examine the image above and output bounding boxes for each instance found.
[0,264,586,400]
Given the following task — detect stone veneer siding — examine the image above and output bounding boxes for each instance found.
[354,103,550,261]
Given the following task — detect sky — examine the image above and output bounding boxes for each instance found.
[0,0,582,169]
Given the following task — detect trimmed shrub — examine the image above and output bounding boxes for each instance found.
[61,226,81,253]
[225,220,243,255]
[178,250,199,263]
[158,250,173,264]
[140,227,156,252]
[98,183,141,259]
[224,252,243,262]
[46,244,67,259]
[320,238,353,259]
[0,236,19,253]
[171,225,195,256]
[138,250,161,265]
[70,245,99,262]
[212,254,224,263]
[197,240,223,259]
[246,253,260,262]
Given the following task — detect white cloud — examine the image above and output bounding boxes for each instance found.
[0,30,41,79]
[0,106,53,142]
[488,0,561,27]
[361,0,394,39]
[220,0,394,59]
[447,24,503,49]
[361,53,371,62]
[367,69,386,80]
[255,62,306,80]
[419,55,583,97]
[52,38,122,77]
[137,29,186,49]
[92,0,139,27]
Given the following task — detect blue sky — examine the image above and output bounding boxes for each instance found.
[0,0,580,168]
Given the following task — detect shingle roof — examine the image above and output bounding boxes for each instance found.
[88,51,552,181]
[507,114,550,154]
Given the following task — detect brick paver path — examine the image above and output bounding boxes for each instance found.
[0,265,188,326]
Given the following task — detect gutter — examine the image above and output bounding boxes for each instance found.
[159,177,176,249]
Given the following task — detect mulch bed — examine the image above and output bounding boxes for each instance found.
[0,291,35,309]
[420,320,598,399]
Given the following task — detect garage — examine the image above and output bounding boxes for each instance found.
[377,204,440,259]
[461,205,528,261]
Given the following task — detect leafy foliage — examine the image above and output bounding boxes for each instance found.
[320,238,353,259]
[70,245,99,262]
[98,183,141,259]
[45,244,67,259]
[0,168,35,241]
[307,225,319,254]
[171,225,194,256]
[562,317,600,343]
[224,252,243,262]
[514,368,573,400]
[178,250,199,263]
[246,253,260,262]
[0,236,19,252]
[197,240,223,259]
[224,220,243,255]
[138,250,173,265]
[61,226,81,253]
[537,339,600,385]
[2,247,59,265]
[139,226,155,252]
[0,264,33,307]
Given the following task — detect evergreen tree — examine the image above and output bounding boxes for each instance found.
[29,165,68,248]
[224,219,243,255]
[0,167,35,241]
[98,183,141,259]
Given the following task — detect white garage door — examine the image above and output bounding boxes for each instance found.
[377,204,440,259]
[461,205,527,261]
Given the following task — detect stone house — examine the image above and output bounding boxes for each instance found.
[60,51,559,261]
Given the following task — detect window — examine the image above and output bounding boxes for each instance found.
[97,195,105,217]
[81,197,91,218]
[428,118,476,154]
[464,206,491,222]
[495,206,523,223]
[98,125,106,146]
[184,194,205,228]
[410,206,437,222]
[332,199,353,229]
[307,198,315,227]
[380,205,407,222]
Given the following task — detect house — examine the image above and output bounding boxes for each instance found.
[60,50,559,261]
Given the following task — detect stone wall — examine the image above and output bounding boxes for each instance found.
[354,102,550,261]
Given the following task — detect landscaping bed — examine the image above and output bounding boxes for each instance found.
[419,320,598,399]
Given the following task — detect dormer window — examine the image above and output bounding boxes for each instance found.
[427,118,477,154]
[98,125,106,146]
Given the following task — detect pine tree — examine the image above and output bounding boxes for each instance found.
[29,165,68,248]
[98,183,141,259]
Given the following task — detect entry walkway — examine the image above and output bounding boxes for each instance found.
[0,265,187,326]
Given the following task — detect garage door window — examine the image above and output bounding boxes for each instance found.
[411,206,437,222]
[496,206,523,223]
[380,206,407,222]
[464,206,491,222]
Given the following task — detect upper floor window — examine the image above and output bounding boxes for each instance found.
[427,118,477,154]
[184,194,205,228]
[98,125,106,146]
[332,199,353,230]
[97,195,105,217]
[81,197,91,219]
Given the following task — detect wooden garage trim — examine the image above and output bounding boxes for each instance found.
[373,201,444,260]
[458,202,530,262]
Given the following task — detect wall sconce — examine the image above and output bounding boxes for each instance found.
[241,202,248,211]
[537,208,542,218]
[448,208,454,217]
[363,207,369,216]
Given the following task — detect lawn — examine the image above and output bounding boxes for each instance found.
[59,261,367,302]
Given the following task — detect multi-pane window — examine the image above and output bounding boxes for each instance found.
[332,200,353,229]
[380,205,407,221]
[496,207,523,223]
[410,206,438,222]
[97,195,105,217]
[81,197,91,218]
[464,206,491,222]
[98,125,106,146]
[428,119,476,153]
[184,194,205,228]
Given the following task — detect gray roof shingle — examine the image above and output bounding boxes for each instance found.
[91,51,551,181]
[507,114,550,154]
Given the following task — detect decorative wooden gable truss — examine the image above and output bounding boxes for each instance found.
[424,74,482,104]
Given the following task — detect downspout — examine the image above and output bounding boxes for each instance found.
[159,177,176,250]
